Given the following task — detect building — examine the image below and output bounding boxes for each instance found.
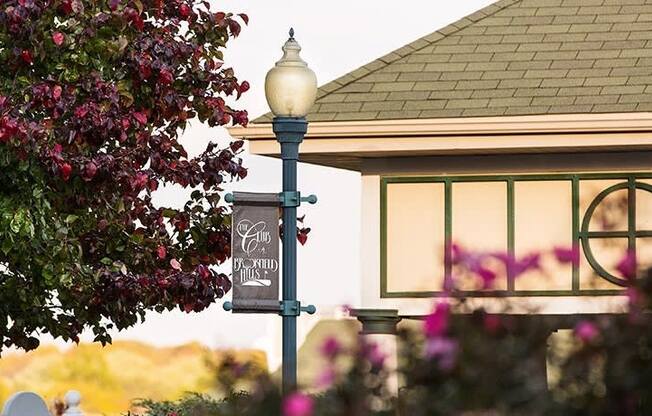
[231,0,652,364]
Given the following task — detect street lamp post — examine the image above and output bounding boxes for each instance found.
[264,29,318,393]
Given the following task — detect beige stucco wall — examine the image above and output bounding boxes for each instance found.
[360,151,652,316]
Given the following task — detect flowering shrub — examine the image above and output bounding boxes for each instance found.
[136,248,652,416]
[282,393,314,416]
[0,0,250,350]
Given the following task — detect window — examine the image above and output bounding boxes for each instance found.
[380,173,652,298]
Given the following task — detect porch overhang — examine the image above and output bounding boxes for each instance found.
[229,112,652,171]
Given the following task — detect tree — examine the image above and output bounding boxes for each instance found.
[0,0,250,351]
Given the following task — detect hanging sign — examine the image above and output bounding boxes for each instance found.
[230,192,280,313]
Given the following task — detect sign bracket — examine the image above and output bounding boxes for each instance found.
[222,300,316,316]
[225,192,317,207]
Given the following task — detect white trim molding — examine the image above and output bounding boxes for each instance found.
[229,113,652,170]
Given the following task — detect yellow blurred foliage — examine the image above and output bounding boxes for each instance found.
[0,341,267,416]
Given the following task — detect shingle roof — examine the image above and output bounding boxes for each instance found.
[254,0,652,123]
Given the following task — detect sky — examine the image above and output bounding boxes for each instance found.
[39,0,497,365]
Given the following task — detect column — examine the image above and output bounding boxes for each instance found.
[351,309,402,395]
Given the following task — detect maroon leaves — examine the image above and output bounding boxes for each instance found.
[52,85,62,100]
[74,105,89,118]
[58,0,83,15]
[232,110,248,126]
[82,161,97,181]
[60,162,72,181]
[132,111,147,125]
[0,1,251,350]
[229,140,244,152]
[158,68,174,85]
[297,227,311,246]
[0,116,18,142]
[20,49,33,64]
[236,81,250,99]
[138,59,152,79]
[179,3,191,19]
[228,20,241,38]
[131,171,149,191]
[170,259,182,271]
[123,7,144,31]
[60,0,73,15]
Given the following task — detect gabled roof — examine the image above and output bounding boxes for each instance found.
[254,0,652,124]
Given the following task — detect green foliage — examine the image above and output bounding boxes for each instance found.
[133,393,228,416]
[132,390,282,416]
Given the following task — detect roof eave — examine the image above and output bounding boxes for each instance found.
[229,112,652,171]
[234,112,652,140]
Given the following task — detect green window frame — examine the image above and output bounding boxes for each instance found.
[380,172,652,298]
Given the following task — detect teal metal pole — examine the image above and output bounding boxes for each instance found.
[273,116,308,394]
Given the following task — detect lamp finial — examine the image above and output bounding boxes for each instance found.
[289,27,295,39]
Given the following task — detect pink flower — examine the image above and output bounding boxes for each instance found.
[494,251,540,278]
[424,336,458,371]
[362,342,386,369]
[451,243,471,264]
[616,250,637,281]
[477,267,496,289]
[553,245,580,267]
[315,367,336,388]
[424,302,450,338]
[319,337,341,360]
[451,243,483,270]
[52,31,65,46]
[574,320,599,343]
[282,393,314,416]
[626,287,646,313]
[514,252,541,276]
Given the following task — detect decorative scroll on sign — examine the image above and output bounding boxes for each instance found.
[230,192,280,312]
